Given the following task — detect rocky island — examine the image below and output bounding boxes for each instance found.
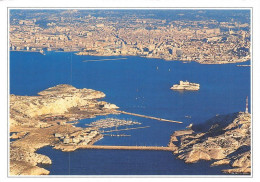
[169,112,251,174]
[9,84,119,175]
[171,81,200,91]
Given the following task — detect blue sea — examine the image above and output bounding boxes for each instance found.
[10,51,250,175]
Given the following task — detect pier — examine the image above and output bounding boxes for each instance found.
[119,111,182,124]
[102,126,150,133]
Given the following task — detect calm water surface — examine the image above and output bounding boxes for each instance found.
[10,51,250,175]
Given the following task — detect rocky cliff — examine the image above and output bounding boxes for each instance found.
[10,84,106,118]
[169,112,251,174]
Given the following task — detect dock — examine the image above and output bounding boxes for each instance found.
[102,126,150,133]
[119,111,182,124]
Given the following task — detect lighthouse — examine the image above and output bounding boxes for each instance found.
[245,96,249,113]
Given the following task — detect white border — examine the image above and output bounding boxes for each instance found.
[1,0,260,182]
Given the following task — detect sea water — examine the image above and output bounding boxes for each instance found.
[10,51,250,175]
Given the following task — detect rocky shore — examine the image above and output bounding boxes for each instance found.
[169,112,251,174]
[9,84,119,175]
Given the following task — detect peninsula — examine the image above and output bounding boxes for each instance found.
[9,84,119,175]
[9,84,183,175]
[169,112,251,174]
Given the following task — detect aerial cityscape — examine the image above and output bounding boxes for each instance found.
[9,9,251,176]
[10,9,250,64]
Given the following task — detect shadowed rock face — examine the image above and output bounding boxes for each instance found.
[9,84,119,175]
[169,112,251,174]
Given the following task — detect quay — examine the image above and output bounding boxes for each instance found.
[10,50,45,55]
[58,145,174,152]
[119,111,182,124]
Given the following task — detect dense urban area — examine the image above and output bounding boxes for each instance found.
[10,10,250,64]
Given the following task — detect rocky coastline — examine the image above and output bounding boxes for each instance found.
[9,84,119,175]
[10,84,251,175]
[169,112,251,174]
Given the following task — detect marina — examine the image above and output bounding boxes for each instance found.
[101,126,150,133]
[85,118,141,128]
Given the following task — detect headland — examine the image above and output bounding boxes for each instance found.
[169,112,251,174]
[9,84,119,175]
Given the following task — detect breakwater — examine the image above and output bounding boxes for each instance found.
[119,111,182,124]
[56,144,174,152]
[82,58,127,62]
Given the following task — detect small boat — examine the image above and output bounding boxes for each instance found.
[186,123,193,129]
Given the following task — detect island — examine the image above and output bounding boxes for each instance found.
[170,81,200,91]
[9,84,119,175]
[168,112,251,174]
